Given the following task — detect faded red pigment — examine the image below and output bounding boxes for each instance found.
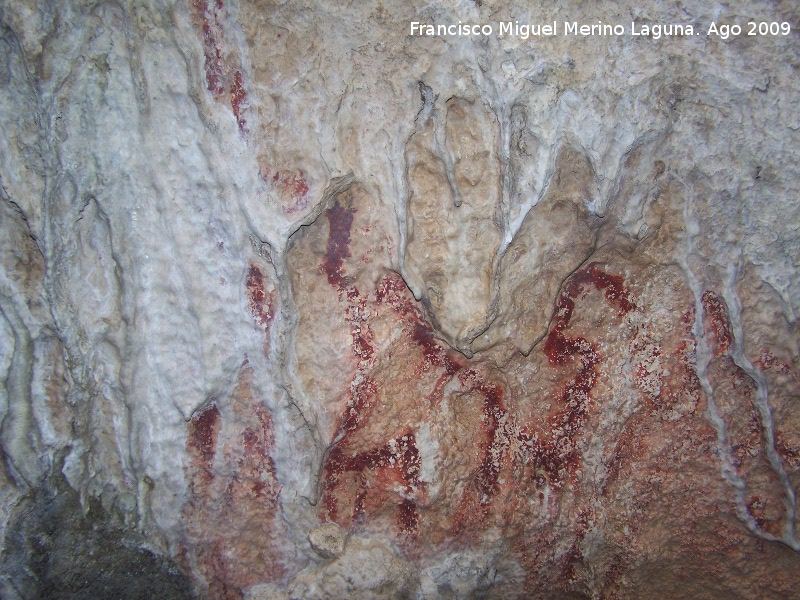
[523,262,636,491]
[321,201,356,289]
[324,260,640,538]
[702,290,733,356]
[324,432,423,531]
[309,198,704,594]
[757,349,791,374]
[776,434,800,469]
[240,405,280,500]
[190,0,248,134]
[260,169,311,215]
[245,264,273,330]
[230,71,247,132]
[272,170,310,198]
[183,367,285,598]
[192,0,224,95]
[318,200,420,528]
[187,403,220,479]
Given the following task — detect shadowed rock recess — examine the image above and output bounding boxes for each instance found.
[1,0,800,598]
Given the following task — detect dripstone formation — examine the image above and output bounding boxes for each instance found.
[1,1,799,598]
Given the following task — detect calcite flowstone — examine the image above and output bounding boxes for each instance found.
[1,0,800,598]
[404,97,503,353]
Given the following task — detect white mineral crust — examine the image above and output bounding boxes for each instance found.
[1,0,799,598]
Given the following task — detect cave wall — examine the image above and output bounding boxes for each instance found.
[1,1,799,598]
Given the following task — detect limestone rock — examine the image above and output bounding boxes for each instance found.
[1,0,800,598]
[289,536,416,600]
[308,522,346,560]
[405,97,503,352]
[474,145,598,355]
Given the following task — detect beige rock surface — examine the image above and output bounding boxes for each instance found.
[405,97,503,352]
[1,0,799,598]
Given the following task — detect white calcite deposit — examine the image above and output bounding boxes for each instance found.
[1,1,799,598]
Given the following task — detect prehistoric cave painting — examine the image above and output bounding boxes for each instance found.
[735,263,800,537]
[190,0,249,134]
[702,290,790,538]
[244,260,277,356]
[702,290,733,357]
[288,183,399,442]
[313,227,695,597]
[181,363,285,598]
[257,167,312,216]
[515,262,637,491]
[285,143,800,595]
[186,402,221,487]
[291,174,562,518]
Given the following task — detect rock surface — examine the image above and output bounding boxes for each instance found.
[1,0,799,598]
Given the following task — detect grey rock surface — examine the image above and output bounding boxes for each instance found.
[1,1,799,598]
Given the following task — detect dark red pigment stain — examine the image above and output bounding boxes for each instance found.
[323,431,423,534]
[190,0,248,134]
[316,198,377,375]
[182,372,285,597]
[245,264,273,329]
[459,370,509,503]
[776,434,800,469]
[192,0,224,95]
[376,273,463,377]
[321,201,356,289]
[701,290,732,356]
[757,349,791,374]
[376,272,513,525]
[321,262,638,543]
[230,70,247,133]
[398,498,419,533]
[544,263,634,365]
[321,271,471,536]
[260,169,310,215]
[187,403,221,482]
[560,507,592,582]
[319,199,418,529]
[521,263,636,491]
[318,199,378,378]
[351,331,374,361]
[376,273,468,428]
[239,406,279,499]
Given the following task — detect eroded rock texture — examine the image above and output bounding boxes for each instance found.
[1,0,800,598]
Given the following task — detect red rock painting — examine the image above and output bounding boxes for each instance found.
[182,364,284,597]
